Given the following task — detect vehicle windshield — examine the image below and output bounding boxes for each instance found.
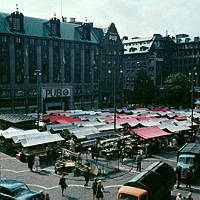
[119,193,138,200]
[178,157,194,164]
[13,185,30,197]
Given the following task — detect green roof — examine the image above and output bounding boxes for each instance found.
[0,12,101,43]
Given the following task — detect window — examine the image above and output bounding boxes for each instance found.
[15,37,21,43]
[42,40,47,46]
[13,17,20,31]
[1,36,7,43]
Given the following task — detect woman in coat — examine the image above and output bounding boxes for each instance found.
[34,154,40,171]
[96,180,104,200]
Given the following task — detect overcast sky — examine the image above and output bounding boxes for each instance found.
[1,0,200,38]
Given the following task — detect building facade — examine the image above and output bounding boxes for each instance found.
[173,34,200,77]
[0,9,123,113]
[122,34,175,90]
[123,33,200,92]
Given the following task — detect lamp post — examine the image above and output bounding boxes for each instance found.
[108,68,123,131]
[34,69,41,127]
[189,69,198,131]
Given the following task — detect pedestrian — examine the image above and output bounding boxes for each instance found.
[34,154,40,171]
[46,147,50,165]
[136,152,142,172]
[176,193,183,200]
[186,192,193,200]
[27,154,35,172]
[92,178,98,200]
[84,166,90,187]
[45,193,50,200]
[186,167,193,189]
[121,148,125,164]
[59,175,67,196]
[144,143,149,158]
[175,165,182,188]
[96,180,104,200]
[39,190,45,200]
[172,137,177,148]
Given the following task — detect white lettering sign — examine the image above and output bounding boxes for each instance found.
[42,88,71,99]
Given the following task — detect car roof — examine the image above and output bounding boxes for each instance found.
[0,179,27,192]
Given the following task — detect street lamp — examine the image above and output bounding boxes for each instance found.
[34,69,41,127]
[108,68,123,131]
[189,69,198,131]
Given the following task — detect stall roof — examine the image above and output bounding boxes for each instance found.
[2,129,39,139]
[87,130,116,139]
[95,123,123,131]
[132,126,170,139]
[157,123,177,130]
[100,135,131,144]
[0,114,37,123]
[73,130,100,139]
[175,116,187,120]
[68,126,98,134]
[139,120,160,127]
[175,120,197,127]
[165,125,191,132]
[46,123,76,131]
[105,117,138,125]
[12,131,51,143]
[20,133,64,147]
[0,127,23,136]
[127,121,140,127]
[73,121,106,127]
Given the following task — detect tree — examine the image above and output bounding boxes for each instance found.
[131,71,156,106]
[160,73,190,108]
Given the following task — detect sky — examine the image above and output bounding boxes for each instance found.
[1,0,200,39]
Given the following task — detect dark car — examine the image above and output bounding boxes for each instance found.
[0,179,41,199]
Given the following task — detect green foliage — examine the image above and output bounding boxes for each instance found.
[159,73,190,108]
[124,71,156,106]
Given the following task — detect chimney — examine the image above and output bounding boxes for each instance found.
[62,16,67,22]
[70,17,76,23]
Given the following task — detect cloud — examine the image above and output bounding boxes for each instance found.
[1,0,200,38]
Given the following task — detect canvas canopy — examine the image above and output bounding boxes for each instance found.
[2,129,39,139]
[20,133,64,147]
[132,126,170,139]
[12,131,51,143]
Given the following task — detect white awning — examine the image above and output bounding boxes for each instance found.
[12,131,51,143]
[20,133,64,147]
[2,129,39,139]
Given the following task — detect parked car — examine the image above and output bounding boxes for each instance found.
[176,143,200,179]
[0,179,41,199]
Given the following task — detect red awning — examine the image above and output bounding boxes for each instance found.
[42,115,81,123]
[105,117,138,124]
[132,126,170,139]
[175,116,187,120]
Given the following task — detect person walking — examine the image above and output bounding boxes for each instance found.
[176,165,182,188]
[45,193,50,200]
[34,154,40,171]
[46,147,50,165]
[92,178,98,200]
[96,180,104,200]
[186,167,193,189]
[176,193,183,200]
[186,192,193,200]
[136,153,142,172]
[27,154,35,172]
[59,175,67,196]
[84,167,90,187]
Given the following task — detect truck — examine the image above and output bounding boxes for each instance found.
[117,161,176,200]
[177,143,200,179]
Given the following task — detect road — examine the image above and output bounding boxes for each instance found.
[0,150,200,200]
